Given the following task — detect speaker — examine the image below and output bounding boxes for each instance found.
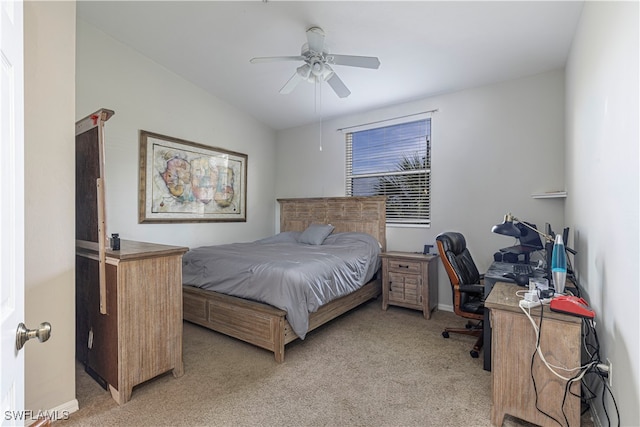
[503,252,519,263]
[493,251,519,263]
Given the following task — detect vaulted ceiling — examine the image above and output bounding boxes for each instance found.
[78,1,584,130]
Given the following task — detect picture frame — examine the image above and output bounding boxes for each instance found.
[139,130,247,223]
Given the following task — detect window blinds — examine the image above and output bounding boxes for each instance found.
[346,119,431,225]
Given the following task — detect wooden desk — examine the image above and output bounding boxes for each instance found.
[485,282,582,427]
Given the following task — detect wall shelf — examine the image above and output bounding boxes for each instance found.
[531,191,567,199]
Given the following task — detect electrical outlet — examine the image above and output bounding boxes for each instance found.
[519,299,541,309]
[607,358,613,387]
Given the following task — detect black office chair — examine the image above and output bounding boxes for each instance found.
[436,232,485,358]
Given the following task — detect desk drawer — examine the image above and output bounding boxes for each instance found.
[387,259,422,274]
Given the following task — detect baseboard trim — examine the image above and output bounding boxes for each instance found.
[438,303,453,312]
[26,399,79,426]
[53,398,79,415]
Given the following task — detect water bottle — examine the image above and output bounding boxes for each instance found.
[551,234,567,294]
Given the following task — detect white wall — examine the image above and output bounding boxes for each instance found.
[276,70,566,308]
[24,1,77,415]
[76,20,278,249]
[565,2,639,425]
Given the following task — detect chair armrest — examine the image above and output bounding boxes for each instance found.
[459,284,484,295]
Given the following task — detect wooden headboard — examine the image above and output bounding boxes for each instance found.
[277,196,387,251]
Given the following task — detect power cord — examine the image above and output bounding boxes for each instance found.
[518,288,620,426]
[579,318,620,427]
[519,290,599,426]
[520,301,598,380]
[527,303,564,426]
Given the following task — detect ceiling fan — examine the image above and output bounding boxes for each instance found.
[250,26,380,98]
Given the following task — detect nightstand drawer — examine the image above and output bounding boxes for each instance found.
[387,259,422,274]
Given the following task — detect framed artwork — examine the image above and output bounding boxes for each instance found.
[139,130,247,223]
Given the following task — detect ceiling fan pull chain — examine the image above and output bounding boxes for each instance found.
[315,79,319,114]
[316,81,323,152]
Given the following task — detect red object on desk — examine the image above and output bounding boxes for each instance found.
[550,295,595,319]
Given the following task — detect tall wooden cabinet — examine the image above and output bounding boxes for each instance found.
[75,110,188,404]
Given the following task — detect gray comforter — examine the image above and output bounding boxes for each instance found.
[182,231,381,339]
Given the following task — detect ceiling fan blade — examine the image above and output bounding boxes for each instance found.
[250,56,305,64]
[326,54,380,69]
[279,71,304,94]
[306,26,325,54]
[326,72,351,98]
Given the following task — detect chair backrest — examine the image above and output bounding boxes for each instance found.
[436,232,481,288]
[437,231,484,320]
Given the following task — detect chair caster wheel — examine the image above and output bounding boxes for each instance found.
[470,350,479,358]
[442,331,449,338]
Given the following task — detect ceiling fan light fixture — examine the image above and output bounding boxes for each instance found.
[296,64,311,79]
[310,59,324,76]
[320,65,334,81]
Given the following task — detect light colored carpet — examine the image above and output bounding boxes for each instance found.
[59,297,593,427]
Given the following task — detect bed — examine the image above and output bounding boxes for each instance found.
[182,196,386,362]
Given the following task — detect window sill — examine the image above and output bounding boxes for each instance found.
[386,222,431,229]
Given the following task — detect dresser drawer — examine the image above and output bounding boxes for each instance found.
[387,259,422,274]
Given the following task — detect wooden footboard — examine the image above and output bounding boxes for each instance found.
[183,285,288,362]
[183,277,381,362]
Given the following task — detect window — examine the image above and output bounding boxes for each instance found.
[346,119,431,225]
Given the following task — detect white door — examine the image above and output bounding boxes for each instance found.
[0,0,25,426]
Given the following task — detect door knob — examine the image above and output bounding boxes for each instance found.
[16,322,51,351]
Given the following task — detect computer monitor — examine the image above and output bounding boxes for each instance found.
[562,227,570,247]
[560,226,579,277]
[545,222,555,239]
[544,223,555,281]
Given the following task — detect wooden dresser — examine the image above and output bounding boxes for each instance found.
[76,240,188,404]
[380,251,439,319]
[485,282,581,427]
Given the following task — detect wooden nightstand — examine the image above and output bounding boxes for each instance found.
[380,251,439,319]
